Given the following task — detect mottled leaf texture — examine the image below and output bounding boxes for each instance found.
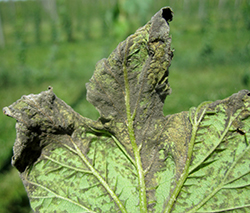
[3,7,250,213]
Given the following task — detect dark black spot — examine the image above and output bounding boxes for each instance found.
[236,128,246,135]
[247,92,250,96]
[162,7,173,23]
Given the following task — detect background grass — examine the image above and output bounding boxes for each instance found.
[0,0,249,212]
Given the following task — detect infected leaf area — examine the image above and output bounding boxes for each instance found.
[27,133,139,213]
[86,9,176,195]
[174,90,250,213]
[86,7,173,131]
[143,112,192,211]
[3,87,85,173]
[3,88,139,212]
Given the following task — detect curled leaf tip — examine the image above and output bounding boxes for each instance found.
[86,7,174,123]
[48,85,53,90]
[161,7,174,23]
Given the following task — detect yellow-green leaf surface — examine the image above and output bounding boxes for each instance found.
[180,91,250,213]
[4,88,139,213]
[3,6,250,213]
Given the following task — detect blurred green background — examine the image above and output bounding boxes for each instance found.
[0,0,249,212]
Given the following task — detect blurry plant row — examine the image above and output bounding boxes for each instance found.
[0,0,155,89]
[0,0,250,88]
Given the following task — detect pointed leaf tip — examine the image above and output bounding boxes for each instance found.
[86,7,174,123]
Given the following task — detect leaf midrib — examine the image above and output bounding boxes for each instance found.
[123,38,148,213]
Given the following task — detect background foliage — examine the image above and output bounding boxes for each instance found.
[0,0,249,212]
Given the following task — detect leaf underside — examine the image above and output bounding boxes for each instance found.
[3,7,250,213]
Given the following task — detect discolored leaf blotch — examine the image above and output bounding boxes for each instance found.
[3,7,250,213]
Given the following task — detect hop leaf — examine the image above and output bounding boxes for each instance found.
[3,7,250,213]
